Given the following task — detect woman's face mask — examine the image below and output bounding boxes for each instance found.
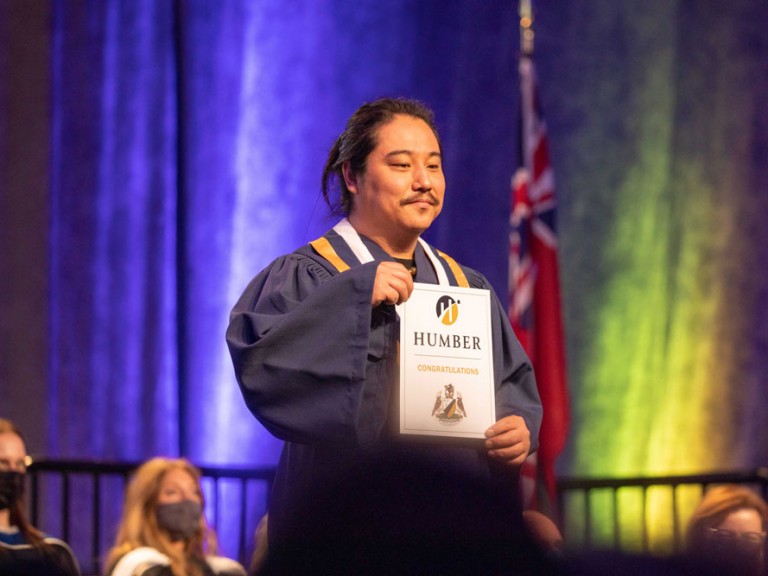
[155,499,202,541]
[0,471,24,510]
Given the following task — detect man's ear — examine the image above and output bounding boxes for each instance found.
[342,161,358,194]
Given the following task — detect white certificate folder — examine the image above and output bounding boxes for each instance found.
[398,283,496,439]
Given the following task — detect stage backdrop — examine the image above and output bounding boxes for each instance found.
[1,0,767,559]
[43,0,521,462]
[539,0,768,551]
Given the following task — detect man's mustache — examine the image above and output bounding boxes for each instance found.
[401,193,440,206]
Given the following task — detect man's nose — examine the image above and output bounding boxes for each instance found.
[412,165,433,191]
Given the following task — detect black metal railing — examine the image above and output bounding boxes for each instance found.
[557,467,768,554]
[26,459,275,576]
[23,460,768,575]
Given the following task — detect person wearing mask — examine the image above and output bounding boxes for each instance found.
[0,418,80,576]
[105,457,245,576]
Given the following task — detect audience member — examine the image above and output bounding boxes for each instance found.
[247,513,268,576]
[523,509,565,557]
[0,418,81,576]
[105,457,245,576]
[684,483,768,576]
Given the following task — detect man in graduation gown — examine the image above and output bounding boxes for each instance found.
[226,98,543,568]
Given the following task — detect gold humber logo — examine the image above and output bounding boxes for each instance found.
[435,295,459,326]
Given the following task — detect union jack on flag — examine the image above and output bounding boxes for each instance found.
[509,55,569,516]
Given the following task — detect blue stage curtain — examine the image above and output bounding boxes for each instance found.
[47,0,519,468]
[49,0,181,460]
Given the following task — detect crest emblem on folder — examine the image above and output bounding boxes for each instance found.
[431,383,467,425]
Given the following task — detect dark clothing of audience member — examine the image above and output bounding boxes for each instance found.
[0,533,81,576]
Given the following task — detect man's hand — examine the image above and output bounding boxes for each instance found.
[484,415,531,468]
[371,262,414,306]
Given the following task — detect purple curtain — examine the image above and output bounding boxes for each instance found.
[42,0,520,468]
[49,1,180,459]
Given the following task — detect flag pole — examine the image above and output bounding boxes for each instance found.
[513,0,570,520]
[519,0,534,57]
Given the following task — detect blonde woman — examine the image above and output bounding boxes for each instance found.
[105,457,244,576]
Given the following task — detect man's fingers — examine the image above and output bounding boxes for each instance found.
[484,430,525,451]
[484,414,526,438]
[484,415,531,467]
[372,262,415,306]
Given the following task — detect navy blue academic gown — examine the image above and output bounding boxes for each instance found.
[226,229,542,546]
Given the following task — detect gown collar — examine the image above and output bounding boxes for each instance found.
[332,218,450,286]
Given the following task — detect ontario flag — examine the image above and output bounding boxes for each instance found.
[508,54,569,517]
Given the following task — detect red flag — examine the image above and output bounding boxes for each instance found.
[508,55,569,515]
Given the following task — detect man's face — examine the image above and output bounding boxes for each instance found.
[345,114,444,249]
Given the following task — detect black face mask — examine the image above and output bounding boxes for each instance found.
[0,471,24,510]
[155,500,202,541]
